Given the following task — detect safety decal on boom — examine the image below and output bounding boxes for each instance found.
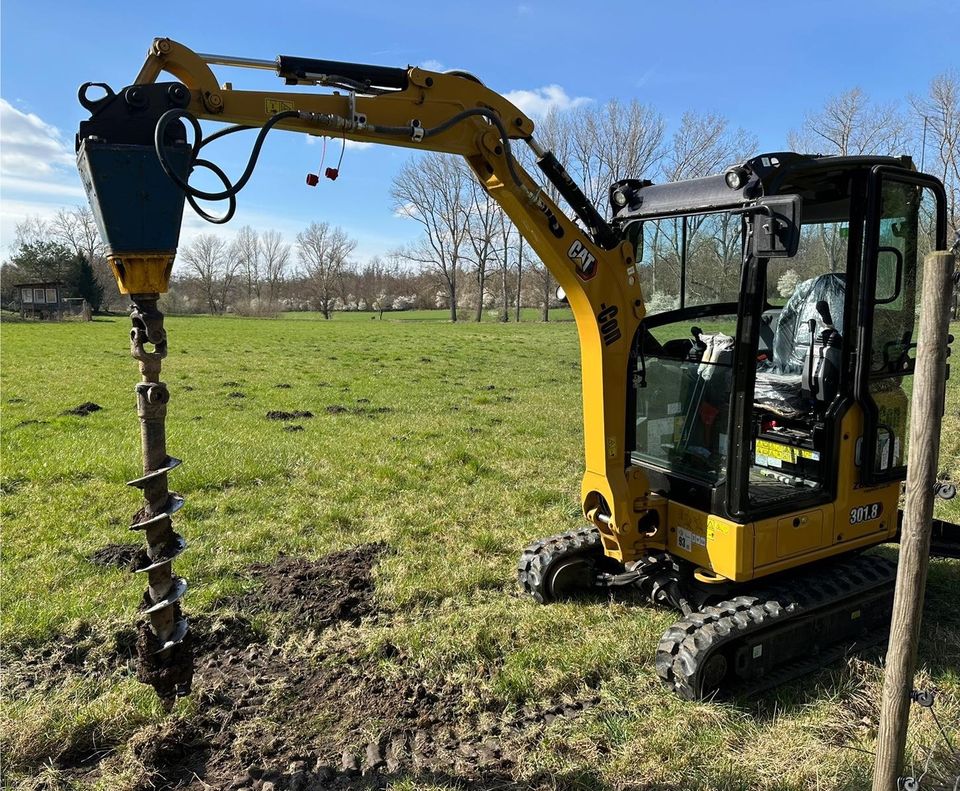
[265,98,295,114]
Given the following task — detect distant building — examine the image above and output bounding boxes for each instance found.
[16,282,65,320]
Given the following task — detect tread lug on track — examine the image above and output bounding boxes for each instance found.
[656,553,897,700]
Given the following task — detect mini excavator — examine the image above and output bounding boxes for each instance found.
[75,38,959,704]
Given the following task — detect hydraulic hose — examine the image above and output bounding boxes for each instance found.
[366,106,527,190]
[155,104,529,224]
[154,108,299,223]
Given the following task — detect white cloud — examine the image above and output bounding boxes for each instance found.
[502,85,591,119]
[1,176,85,199]
[0,99,86,250]
[419,59,445,73]
[516,4,533,15]
[0,99,75,179]
[305,135,372,150]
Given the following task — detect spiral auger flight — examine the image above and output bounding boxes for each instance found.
[127,295,192,709]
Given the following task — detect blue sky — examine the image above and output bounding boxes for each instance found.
[1,0,957,263]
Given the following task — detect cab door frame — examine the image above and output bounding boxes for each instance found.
[856,166,947,486]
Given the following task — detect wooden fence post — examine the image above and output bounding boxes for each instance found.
[872,250,956,790]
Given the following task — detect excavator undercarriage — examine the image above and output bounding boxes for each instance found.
[519,524,957,699]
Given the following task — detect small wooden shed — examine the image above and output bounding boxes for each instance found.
[17,282,64,320]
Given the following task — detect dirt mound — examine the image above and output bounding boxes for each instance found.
[243,544,386,630]
[0,615,259,702]
[130,719,209,791]
[192,614,264,656]
[88,542,141,569]
[326,404,393,417]
[266,410,314,421]
[62,402,102,416]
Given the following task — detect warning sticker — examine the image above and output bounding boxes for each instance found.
[676,527,706,553]
[265,98,295,114]
[755,439,820,465]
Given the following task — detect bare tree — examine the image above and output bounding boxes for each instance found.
[663,111,756,182]
[51,207,105,269]
[495,206,514,322]
[296,221,356,319]
[391,153,470,321]
[515,233,524,322]
[912,71,960,240]
[567,99,666,209]
[230,225,262,308]
[788,87,907,156]
[643,112,757,300]
[530,256,554,321]
[352,255,397,316]
[50,207,116,308]
[261,230,290,311]
[464,175,498,321]
[14,216,51,248]
[179,234,237,314]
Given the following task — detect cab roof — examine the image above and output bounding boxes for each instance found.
[610,152,915,225]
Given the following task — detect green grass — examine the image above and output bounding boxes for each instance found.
[1,314,958,790]
[278,307,575,322]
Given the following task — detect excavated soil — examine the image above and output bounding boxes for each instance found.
[8,545,601,789]
[240,544,386,630]
[88,542,142,569]
[266,410,314,421]
[136,639,601,790]
[62,401,103,416]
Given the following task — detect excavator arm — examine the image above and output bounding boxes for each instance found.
[78,37,657,547]
[76,38,662,704]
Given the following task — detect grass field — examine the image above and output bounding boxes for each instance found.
[2,312,958,790]
[279,308,576,322]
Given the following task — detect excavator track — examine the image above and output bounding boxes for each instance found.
[656,553,897,700]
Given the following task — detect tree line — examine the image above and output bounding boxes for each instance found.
[3,70,956,319]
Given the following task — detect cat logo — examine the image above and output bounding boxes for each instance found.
[568,239,597,280]
[597,303,621,346]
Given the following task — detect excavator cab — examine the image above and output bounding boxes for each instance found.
[611,153,947,526]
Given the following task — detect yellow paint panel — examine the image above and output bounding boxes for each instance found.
[668,503,753,581]
[776,511,823,557]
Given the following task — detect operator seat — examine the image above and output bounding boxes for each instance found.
[754,273,845,416]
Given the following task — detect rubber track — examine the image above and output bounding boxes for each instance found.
[656,553,897,700]
[517,527,603,604]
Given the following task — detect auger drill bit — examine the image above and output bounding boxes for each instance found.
[128,295,192,708]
